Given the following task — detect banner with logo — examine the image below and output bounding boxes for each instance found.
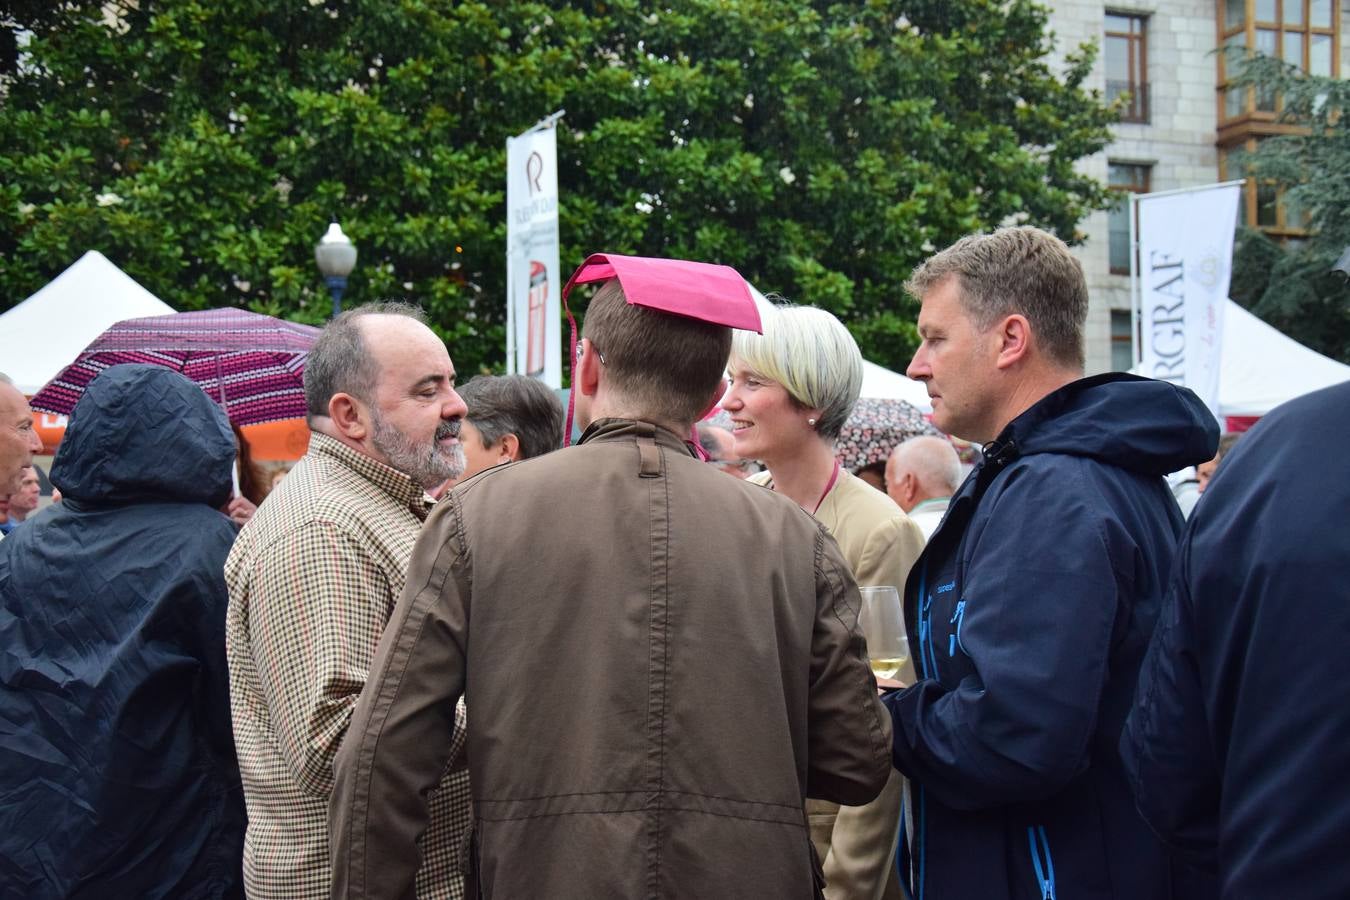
[506,116,563,387]
[1136,182,1242,417]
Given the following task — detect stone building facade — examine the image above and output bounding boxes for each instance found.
[1044,1,1348,373]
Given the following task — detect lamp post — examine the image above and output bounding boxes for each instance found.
[1332,245,1350,282]
[314,222,357,318]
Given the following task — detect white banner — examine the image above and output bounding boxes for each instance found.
[1136,183,1242,416]
[505,120,563,387]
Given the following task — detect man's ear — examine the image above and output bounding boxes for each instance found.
[994,314,1032,370]
[499,433,522,463]
[576,338,603,397]
[903,471,920,505]
[328,392,369,440]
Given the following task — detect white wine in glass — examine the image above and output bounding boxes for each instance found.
[858,585,909,679]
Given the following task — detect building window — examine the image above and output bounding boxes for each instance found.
[1218,0,1340,126]
[1219,142,1312,239]
[1111,310,1136,371]
[1107,162,1151,274]
[1105,13,1149,123]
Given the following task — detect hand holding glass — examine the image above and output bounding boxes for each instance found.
[858,586,909,680]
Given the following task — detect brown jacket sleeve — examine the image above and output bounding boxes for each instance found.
[805,527,895,806]
[329,499,470,900]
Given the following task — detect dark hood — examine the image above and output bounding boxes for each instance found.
[51,364,235,506]
[994,373,1219,477]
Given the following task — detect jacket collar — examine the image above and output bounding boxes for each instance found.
[577,417,699,458]
[309,432,433,518]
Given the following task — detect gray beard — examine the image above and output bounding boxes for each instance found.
[370,411,465,490]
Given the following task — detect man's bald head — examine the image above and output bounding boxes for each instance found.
[886,435,962,512]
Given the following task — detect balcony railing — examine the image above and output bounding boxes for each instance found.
[1106,79,1150,124]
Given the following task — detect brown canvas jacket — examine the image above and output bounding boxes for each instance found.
[329,419,893,899]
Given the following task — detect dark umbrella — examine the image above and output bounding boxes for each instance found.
[30,308,321,426]
[834,397,940,473]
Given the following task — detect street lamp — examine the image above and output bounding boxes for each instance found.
[314,222,357,318]
[1332,245,1350,282]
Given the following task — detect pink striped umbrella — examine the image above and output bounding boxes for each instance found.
[30,308,321,426]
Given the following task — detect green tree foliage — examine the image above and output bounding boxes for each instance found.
[1225,54,1350,363]
[1,0,1115,374]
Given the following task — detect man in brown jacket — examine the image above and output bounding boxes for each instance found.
[329,254,893,899]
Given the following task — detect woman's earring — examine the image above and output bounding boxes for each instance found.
[807,418,817,426]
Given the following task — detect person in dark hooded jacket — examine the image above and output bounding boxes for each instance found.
[0,364,246,899]
[883,227,1218,900]
[1121,380,1350,899]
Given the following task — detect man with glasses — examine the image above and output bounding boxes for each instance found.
[330,255,891,899]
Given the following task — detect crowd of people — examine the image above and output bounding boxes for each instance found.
[0,224,1346,900]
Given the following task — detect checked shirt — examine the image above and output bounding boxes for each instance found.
[225,433,470,899]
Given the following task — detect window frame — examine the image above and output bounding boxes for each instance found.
[1217,0,1340,129]
[1105,11,1151,124]
[1106,161,1153,276]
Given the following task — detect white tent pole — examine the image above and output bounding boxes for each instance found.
[1129,191,1140,368]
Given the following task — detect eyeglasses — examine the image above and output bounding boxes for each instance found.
[575,341,606,366]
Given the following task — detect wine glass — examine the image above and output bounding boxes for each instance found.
[858,586,909,680]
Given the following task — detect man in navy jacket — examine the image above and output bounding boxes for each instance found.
[883,227,1218,900]
[1122,380,1350,898]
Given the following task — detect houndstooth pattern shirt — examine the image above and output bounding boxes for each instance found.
[225,433,471,899]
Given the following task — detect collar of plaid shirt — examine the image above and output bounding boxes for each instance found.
[308,432,435,520]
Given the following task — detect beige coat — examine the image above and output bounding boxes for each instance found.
[329,420,893,899]
[752,469,925,900]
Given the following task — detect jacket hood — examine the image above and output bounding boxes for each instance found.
[993,373,1219,477]
[51,364,235,506]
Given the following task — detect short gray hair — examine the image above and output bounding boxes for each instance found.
[905,226,1087,370]
[730,304,862,441]
[890,435,962,497]
[303,303,428,421]
[458,375,565,461]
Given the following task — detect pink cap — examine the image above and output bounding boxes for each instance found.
[562,253,763,333]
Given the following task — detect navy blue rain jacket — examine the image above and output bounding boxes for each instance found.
[883,374,1218,900]
[1121,380,1350,899]
[0,364,246,899]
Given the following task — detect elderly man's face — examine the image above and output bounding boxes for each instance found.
[10,466,40,516]
[361,316,469,490]
[0,382,40,493]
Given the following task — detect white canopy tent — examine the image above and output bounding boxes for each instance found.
[860,359,931,410]
[0,251,175,394]
[1214,300,1350,417]
[1134,299,1350,419]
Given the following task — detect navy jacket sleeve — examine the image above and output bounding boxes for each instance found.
[884,465,1127,811]
[1120,536,1220,865]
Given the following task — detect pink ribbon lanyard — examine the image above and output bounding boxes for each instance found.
[812,460,842,516]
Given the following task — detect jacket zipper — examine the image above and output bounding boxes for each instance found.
[918,568,939,682]
[913,563,937,900]
[947,600,967,657]
[1026,825,1057,900]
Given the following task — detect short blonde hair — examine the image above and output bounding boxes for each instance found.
[730,304,863,440]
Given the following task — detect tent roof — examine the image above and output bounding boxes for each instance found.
[1218,300,1350,416]
[860,359,931,410]
[0,251,175,394]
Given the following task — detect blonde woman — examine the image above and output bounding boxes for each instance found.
[722,303,923,900]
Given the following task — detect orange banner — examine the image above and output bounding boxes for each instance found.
[31,412,310,461]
